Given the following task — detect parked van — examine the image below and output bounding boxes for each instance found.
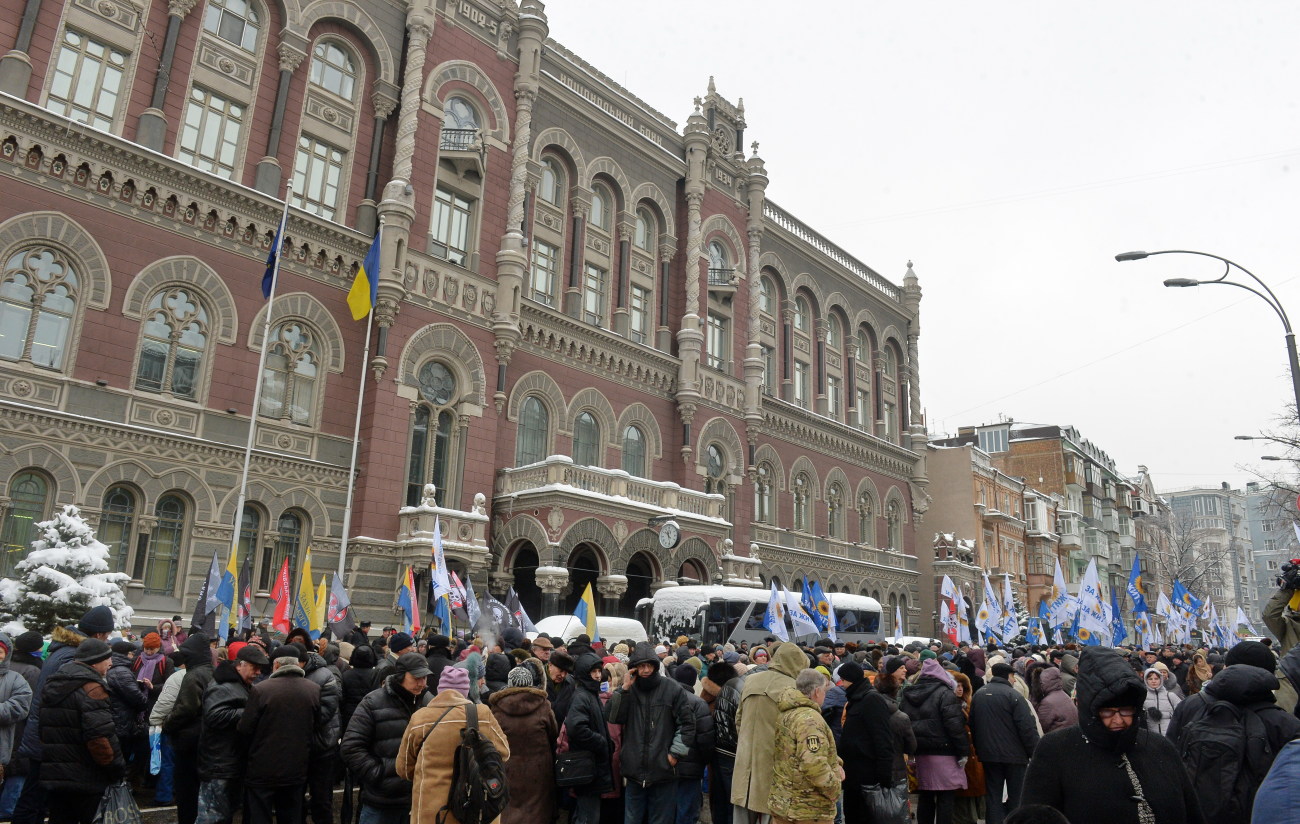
[635,585,884,647]
[530,614,649,645]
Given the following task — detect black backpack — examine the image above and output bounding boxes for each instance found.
[438,703,509,824]
[1178,698,1273,822]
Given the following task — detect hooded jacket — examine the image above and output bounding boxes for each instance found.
[1034,666,1078,734]
[16,623,85,760]
[38,660,124,793]
[0,639,34,766]
[340,644,382,733]
[304,650,342,751]
[1058,653,1078,697]
[770,688,840,822]
[163,632,214,753]
[730,642,805,813]
[1021,647,1205,824]
[605,643,696,788]
[341,673,433,810]
[1166,663,1300,760]
[197,660,254,781]
[840,675,895,788]
[237,663,322,787]
[1141,667,1180,737]
[1251,737,1300,819]
[969,675,1040,765]
[105,650,148,741]
[560,651,610,795]
[674,677,716,780]
[899,660,967,757]
[489,685,559,824]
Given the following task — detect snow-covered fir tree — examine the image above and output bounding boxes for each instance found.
[0,504,132,634]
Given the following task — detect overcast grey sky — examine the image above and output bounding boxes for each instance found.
[546,1,1300,492]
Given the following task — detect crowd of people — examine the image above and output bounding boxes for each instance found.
[3,581,1300,824]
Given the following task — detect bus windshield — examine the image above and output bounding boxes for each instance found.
[835,607,880,634]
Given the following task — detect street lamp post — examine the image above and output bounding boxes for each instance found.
[1116,250,1300,419]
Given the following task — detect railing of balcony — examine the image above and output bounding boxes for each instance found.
[708,267,736,286]
[440,128,479,152]
[498,456,726,520]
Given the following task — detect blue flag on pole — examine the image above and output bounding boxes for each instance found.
[1127,554,1149,614]
[808,579,831,632]
[1110,588,1128,646]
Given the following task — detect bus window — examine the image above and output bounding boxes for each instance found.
[836,608,881,634]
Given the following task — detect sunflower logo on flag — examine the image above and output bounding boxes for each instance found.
[817,600,830,617]
[978,608,989,622]
[1078,627,1091,641]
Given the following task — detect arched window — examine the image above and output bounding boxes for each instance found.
[203,0,260,53]
[590,184,611,232]
[572,411,600,466]
[259,322,318,425]
[516,396,549,466]
[634,208,654,251]
[98,485,136,573]
[135,288,208,400]
[794,296,810,332]
[441,96,480,151]
[856,329,871,361]
[142,494,186,593]
[827,482,844,540]
[759,276,774,315]
[708,240,729,273]
[407,361,459,507]
[259,510,303,592]
[309,40,356,100]
[887,500,903,550]
[539,159,563,206]
[826,315,842,349]
[0,471,49,577]
[704,444,727,496]
[1,246,79,369]
[883,347,897,377]
[237,505,261,581]
[858,493,874,545]
[754,462,775,525]
[792,473,810,533]
[622,425,646,477]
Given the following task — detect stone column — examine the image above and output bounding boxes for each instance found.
[356,90,399,235]
[0,0,42,94]
[596,574,628,615]
[676,100,710,475]
[902,261,928,486]
[562,200,588,320]
[781,305,794,402]
[537,564,569,618]
[742,146,768,445]
[136,0,200,151]
[611,224,632,336]
[656,241,675,351]
[254,40,308,195]
[814,320,828,415]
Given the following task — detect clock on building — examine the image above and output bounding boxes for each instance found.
[658,520,681,549]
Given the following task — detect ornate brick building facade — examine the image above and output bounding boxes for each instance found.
[0,0,926,629]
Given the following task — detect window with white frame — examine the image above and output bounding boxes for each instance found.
[583,264,606,326]
[258,322,318,425]
[856,389,871,430]
[177,87,244,179]
[792,473,810,532]
[755,463,775,525]
[290,135,345,220]
[135,288,209,399]
[431,187,472,266]
[794,361,810,409]
[308,40,356,100]
[590,184,611,232]
[203,0,261,53]
[539,159,563,205]
[827,375,842,421]
[634,208,654,251]
[794,297,810,332]
[706,312,728,370]
[529,240,559,306]
[47,30,127,131]
[761,344,776,395]
[0,246,79,370]
[759,276,774,315]
[629,285,650,344]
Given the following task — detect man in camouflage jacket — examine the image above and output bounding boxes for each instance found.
[769,669,843,824]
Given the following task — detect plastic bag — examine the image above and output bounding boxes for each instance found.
[861,779,909,824]
[94,781,143,824]
[149,727,161,776]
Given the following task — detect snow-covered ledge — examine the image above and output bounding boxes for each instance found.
[396,484,491,571]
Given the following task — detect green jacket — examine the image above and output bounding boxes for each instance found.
[770,687,840,822]
[732,642,806,813]
[1263,587,1300,713]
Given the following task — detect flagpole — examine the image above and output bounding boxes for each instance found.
[231,184,294,580]
[338,220,380,579]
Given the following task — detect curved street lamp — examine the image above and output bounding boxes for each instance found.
[1116,249,1300,420]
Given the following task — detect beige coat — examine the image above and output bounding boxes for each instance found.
[397,690,512,824]
[730,642,807,813]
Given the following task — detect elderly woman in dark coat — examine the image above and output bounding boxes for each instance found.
[489,664,559,824]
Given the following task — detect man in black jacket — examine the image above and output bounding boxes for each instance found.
[837,662,896,824]
[38,638,123,824]
[238,646,323,824]
[605,641,695,824]
[302,646,342,824]
[196,644,269,824]
[670,666,715,824]
[565,652,612,824]
[340,644,382,734]
[707,662,742,824]
[969,662,1039,824]
[340,653,433,824]
[423,635,455,691]
[164,632,214,824]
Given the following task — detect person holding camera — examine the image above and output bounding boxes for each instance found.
[1264,559,1300,714]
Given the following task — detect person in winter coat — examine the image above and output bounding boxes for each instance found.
[340,643,382,734]
[424,635,456,689]
[1057,653,1078,697]
[104,641,148,747]
[397,665,511,824]
[669,666,715,824]
[556,653,606,824]
[1141,667,1180,736]
[0,634,34,808]
[875,658,917,786]
[547,648,578,728]
[164,632,214,824]
[1251,737,1300,824]
[969,663,1039,824]
[238,646,324,824]
[8,631,42,691]
[1166,641,1300,756]
[1033,666,1077,734]
[770,669,842,824]
[157,620,181,656]
[707,661,742,824]
[819,675,847,744]
[1021,646,1204,824]
[836,661,896,823]
[196,644,269,824]
[341,654,434,824]
[1263,580,1300,714]
[731,641,805,823]
[38,639,124,824]
[1185,652,1214,696]
[301,646,342,824]
[950,671,984,824]
[12,605,114,824]
[900,658,968,824]
[605,641,695,824]
[488,665,558,824]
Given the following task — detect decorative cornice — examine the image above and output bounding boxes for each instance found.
[760,396,919,481]
[517,304,678,395]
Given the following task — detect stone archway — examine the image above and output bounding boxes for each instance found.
[566,544,602,615]
[507,542,541,622]
[618,551,658,619]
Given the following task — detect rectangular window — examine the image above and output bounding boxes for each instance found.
[794,361,810,409]
[583,264,606,326]
[629,285,650,344]
[48,29,126,131]
[290,135,345,220]
[1266,538,1278,551]
[761,344,776,395]
[1263,521,1276,532]
[883,400,897,441]
[706,312,727,370]
[431,187,472,265]
[827,375,842,421]
[977,426,1010,454]
[529,240,559,306]
[1025,501,1040,532]
[178,87,244,179]
[856,389,871,429]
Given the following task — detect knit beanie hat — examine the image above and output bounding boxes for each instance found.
[389,632,413,654]
[919,649,938,661]
[838,661,865,685]
[883,656,908,676]
[15,630,44,656]
[673,664,697,687]
[111,640,135,655]
[438,665,471,697]
[79,605,115,635]
[508,666,535,688]
[141,632,162,649]
[1224,640,1274,672]
[75,638,112,665]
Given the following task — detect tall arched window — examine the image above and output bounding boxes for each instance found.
[407,361,458,507]
[704,444,726,496]
[135,288,208,399]
[622,425,646,477]
[572,411,601,466]
[516,396,549,466]
[237,505,261,580]
[792,473,810,532]
[755,462,775,525]
[708,240,729,271]
[259,510,303,592]
[887,500,903,550]
[441,96,480,151]
[259,322,318,424]
[758,276,774,315]
[0,471,49,577]
[1,246,79,369]
[590,184,611,232]
[794,297,810,332]
[634,208,654,251]
[539,159,563,206]
[883,347,897,377]
[858,493,874,545]
[826,315,841,349]
[98,485,136,573]
[203,0,260,52]
[142,494,186,593]
[827,482,844,540]
[308,40,356,100]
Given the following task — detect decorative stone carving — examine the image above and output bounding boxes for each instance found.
[472,492,486,515]
[546,507,564,540]
[443,276,458,305]
[463,283,477,311]
[422,483,438,507]
[423,268,438,296]
[612,519,628,544]
[277,42,306,73]
[482,291,495,314]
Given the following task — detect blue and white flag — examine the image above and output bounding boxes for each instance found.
[763,582,789,642]
[1047,559,1073,628]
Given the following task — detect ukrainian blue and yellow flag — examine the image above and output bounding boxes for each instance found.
[397,565,421,635]
[347,231,381,320]
[291,549,315,632]
[1126,554,1148,614]
[1171,579,1203,617]
[216,546,238,639]
[574,582,599,642]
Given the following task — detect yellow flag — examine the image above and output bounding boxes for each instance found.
[313,575,328,634]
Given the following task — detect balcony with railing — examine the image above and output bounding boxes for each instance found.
[707,267,737,297]
[439,128,484,176]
